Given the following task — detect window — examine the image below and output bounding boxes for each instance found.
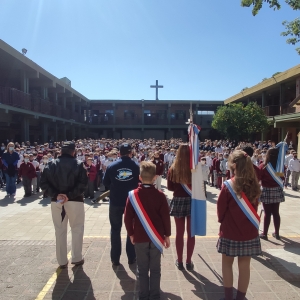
[175,110,186,120]
[157,110,166,120]
[197,111,214,115]
[124,110,135,120]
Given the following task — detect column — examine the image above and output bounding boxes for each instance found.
[21,117,30,142]
[279,83,285,115]
[20,70,29,93]
[112,103,116,125]
[62,125,67,141]
[62,96,67,109]
[54,122,58,141]
[41,87,48,99]
[262,91,266,108]
[168,103,171,125]
[42,121,49,143]
[141,102,144,125]
[71,126,75,140]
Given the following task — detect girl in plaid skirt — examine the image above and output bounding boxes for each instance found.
[217,150,262,300]
[167,144,195,271]
[258,147,285,240]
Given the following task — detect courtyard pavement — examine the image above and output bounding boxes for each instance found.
[0,179,299,300]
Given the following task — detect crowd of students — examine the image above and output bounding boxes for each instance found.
[0,137,299,300]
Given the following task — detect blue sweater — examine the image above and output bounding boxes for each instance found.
[103,156,139,207]
[2,151,20,168]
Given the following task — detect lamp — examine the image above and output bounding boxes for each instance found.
[22,48,27,55]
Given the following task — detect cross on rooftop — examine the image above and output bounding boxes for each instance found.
[150,80,164,101]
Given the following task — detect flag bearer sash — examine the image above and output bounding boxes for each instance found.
[223,178,260,230]
[181,184,192,196]
[128,189,165,253]
[266,163,284,188]
[265,141,288,188]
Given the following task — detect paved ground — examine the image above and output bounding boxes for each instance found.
[0,179,299,300]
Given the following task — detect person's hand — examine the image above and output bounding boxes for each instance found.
[57,194,69,204]
[130,235,135,245]
[164,236,170,249]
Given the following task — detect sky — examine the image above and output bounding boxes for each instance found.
[0,0,299,101]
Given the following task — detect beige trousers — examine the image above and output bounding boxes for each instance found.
[51,201,85,265]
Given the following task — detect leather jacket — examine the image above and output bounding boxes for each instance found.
[40,154,88,201]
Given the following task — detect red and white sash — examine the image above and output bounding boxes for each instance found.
[223,178,260,230]
[128,189,165,253]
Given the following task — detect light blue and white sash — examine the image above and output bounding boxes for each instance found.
[266,163,284,188]
[224,178,260,230]
[181,183,192,196]
[128,189,165,253]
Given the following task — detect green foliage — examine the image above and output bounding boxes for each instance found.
[281,18,300,54]
[212,102,269,140]
[262,77,268,81]
[241,0,300,54]
[241,87,249,92]
[272,71,282,76]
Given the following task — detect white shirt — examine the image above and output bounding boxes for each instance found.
[201,164,209,181]
[30,160,39,170]
[285,154,293,168]
[205,155,213,167]
[288,158,300,172]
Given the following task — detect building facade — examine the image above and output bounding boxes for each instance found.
[0,39,222,143]
[224,65,300,146]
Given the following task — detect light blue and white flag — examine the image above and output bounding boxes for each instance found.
[188,124,207,237]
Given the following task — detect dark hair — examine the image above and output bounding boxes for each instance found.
[61,148,75,156]
[264,148,278,169]
[242,146,254,157]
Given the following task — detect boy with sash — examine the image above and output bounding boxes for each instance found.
[217,150,262,300]
[124,161,171,300]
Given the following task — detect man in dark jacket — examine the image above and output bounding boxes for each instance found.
[40,141,88,269]
[103,143,139,266]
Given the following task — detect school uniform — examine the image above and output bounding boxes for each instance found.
[124,184,171,300]
[19,161,36,196]
[258,163,285,204]
[167,176,191,217]
[85,164,97,199]
[151,159,164,190]
[217,183,261,256]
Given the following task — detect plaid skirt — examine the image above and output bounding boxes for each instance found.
[260,186,285,204]
[170,197,191,217]
[217,236,262,257]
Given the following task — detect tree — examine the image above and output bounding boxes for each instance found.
[241,0,300,54]
[212,102,269,140]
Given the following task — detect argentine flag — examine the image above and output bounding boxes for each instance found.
[189,124,207,237]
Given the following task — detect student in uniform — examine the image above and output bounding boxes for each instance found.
[217,150,262,300]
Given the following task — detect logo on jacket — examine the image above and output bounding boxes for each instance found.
[116,168,133,181]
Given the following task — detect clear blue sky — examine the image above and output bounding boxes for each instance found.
[0,0,299,101]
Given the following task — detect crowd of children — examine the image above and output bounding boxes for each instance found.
[0,137,299,300]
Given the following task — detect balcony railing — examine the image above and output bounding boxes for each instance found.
[0,86,86,123]
[262,105,280,117]
[282,104,295,115]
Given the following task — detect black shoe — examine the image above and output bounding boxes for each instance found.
[72,259,84,266]
[272,232,280,240]
[186,262,194,271]
[175,260,184,270]
[89,196,94,200]
[112,261,120,266]
[259,233,268,240]
[128,258,136,265]
[59,263,68,269]
[91,199,99,204]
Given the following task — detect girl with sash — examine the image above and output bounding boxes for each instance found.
[167,144,195,271]
[259,143,287,240]
[217,150,261,300]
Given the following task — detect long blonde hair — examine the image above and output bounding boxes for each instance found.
[169,144,191,185]
[228,150,261,204]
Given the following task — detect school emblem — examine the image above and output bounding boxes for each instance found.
[116,168,133,181]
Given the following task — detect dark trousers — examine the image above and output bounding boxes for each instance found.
[109,205,135,263]
[84,180,94,198]
[135,242,161,300]
[22,176,32,196]
[36,171,41,191]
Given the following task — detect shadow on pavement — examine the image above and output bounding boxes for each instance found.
[0,194,16,206]
[206,191,217,204]
[52,265,93,300]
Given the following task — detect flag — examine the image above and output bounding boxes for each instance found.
[189,124,207,237]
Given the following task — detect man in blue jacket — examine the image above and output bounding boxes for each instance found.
[103,143,139,266]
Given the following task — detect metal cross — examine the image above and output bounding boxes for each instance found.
[150,80,163,101]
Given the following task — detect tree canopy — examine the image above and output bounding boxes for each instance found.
[241,0,300,54]
[212,102,269,140]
